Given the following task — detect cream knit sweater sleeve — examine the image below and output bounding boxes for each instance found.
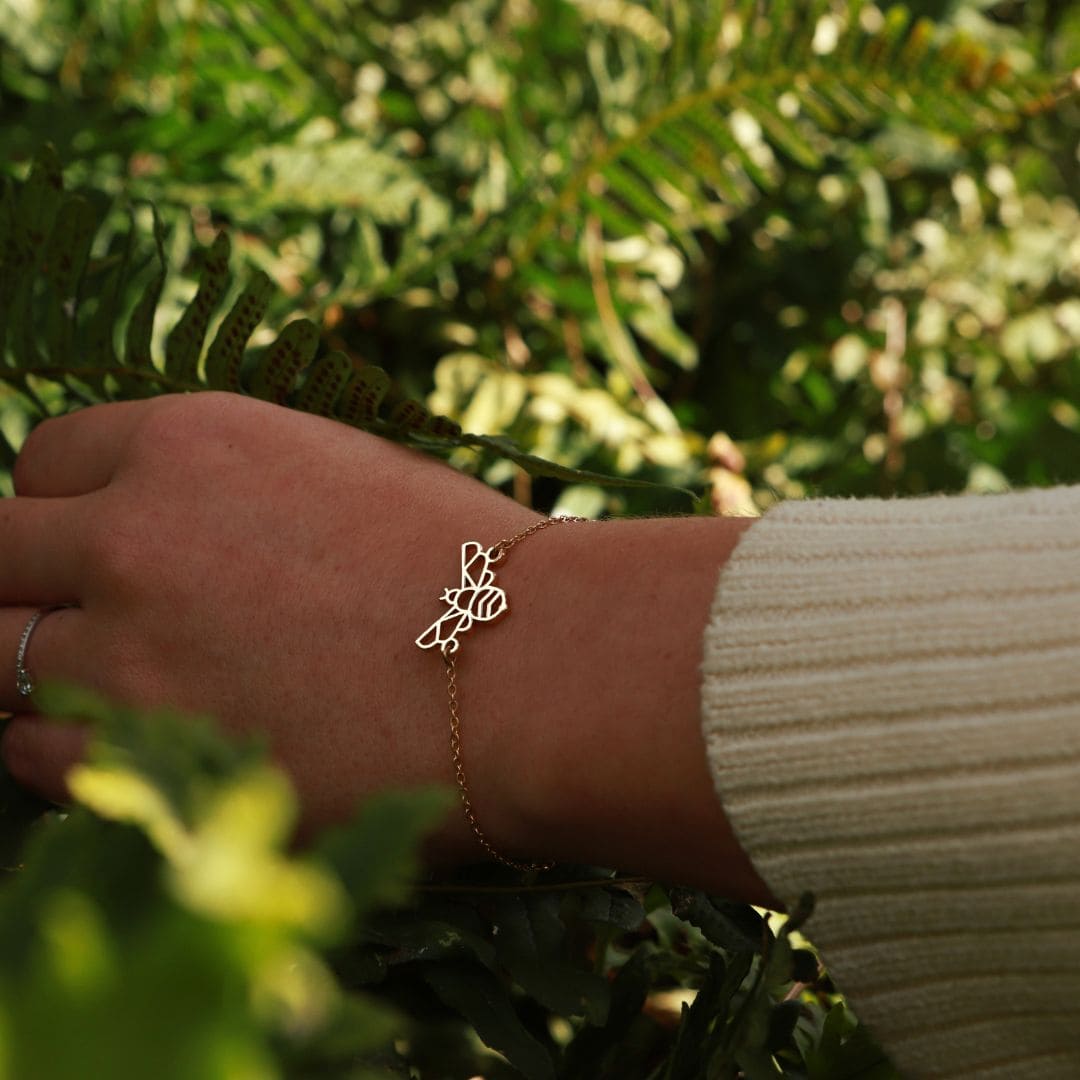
[700,485,1080,1079]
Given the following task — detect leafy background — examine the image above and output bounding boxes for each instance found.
[0,0,1078,1076]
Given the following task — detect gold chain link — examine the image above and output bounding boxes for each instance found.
[438,515,585,872]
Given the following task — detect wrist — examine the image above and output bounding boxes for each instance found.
[410,505,548,866]
[471,513,776,903]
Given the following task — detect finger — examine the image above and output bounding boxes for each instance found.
[0,715,88,806]
[14,400,152,498]
[0,605,84,714]
[0,499,90,603]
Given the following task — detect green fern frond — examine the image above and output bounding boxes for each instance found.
[123,205,167,375]
[0,149,688,500]
[0,150,450,438]
[247,318,320,406]
[164,232,232,385]
[517,5,1077,263]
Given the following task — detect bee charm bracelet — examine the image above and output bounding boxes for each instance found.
[415,515,585,871]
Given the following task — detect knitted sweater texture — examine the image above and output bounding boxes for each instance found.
[700,485,1080,1079]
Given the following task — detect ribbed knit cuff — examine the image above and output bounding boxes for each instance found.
[701,486,1080,1079]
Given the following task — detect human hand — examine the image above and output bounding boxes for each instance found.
[0,391,774,899]
[0,392,541,859]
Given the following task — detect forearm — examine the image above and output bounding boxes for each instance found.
[462,513,778,906]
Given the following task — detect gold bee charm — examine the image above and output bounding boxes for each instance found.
[416,541,509,656]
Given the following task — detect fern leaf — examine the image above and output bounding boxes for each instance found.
[440,432,696,501]
[4,147,64,371]
[520,260,597,316]
[685,105,776,193]
[579,189,644,244]
[650,121,753,211]
[42,195,97,368]
[736,93,823,171]
[687,3,727,83]
[41,195,96,310]
[423,414,463,440]
[0,176,13,289]
[216,3,326,101]
[837,0,873,68]
[123,207,167,373]
[12,145,63,270]
[605,157,689,238]
[294,349,352,416]
[164,231,231,385]
[791,77,843,133]
[897,17,936,72]
[0,179,16,375]
[203,269,275,392]
[80,229,135,389]
[336,365,390,425]
[747,0,788,72]
[248,318,319,404]
[386,398,432,434]
[516,8,1070,265]
[0,149,695,504]
[812,76,875,126]
[862,5,914,71]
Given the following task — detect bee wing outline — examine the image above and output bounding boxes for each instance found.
[460,541,496,591]
[415,607,473,652]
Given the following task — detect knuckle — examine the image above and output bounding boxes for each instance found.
[129,391,256,457]
[127,394,200,450]
[84,513,152,591]
[13,416,61,495]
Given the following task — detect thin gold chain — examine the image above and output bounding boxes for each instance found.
[434,515,585,872]
[488,516,571,562]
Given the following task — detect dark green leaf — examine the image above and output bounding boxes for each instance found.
[294,348,352,416]
[336,364,391,425]
[361,908,498,970]
[668,888,764,953]
[203,269,275,391]
[122,205,167,376]
[492,893,610,1023]
[423,962,556,1080]
[79,228,135,386]
[437,432,699,503]
[0,736,51,872]
[805,1003,898,1080]
[164,232,231,385]
[560,883,646,932]
[316,787,453,921]
[248,317,319,404]
[791,948,818,984]
[765,999,801,1052]
[41,195,98,368]
[561,948,655,1080]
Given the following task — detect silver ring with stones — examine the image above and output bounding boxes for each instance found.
[15,605,72,699]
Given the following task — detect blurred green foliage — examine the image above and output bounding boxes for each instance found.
[1,0,1078,1076]
[0,687,887,1080]
[2,0,1077,512]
